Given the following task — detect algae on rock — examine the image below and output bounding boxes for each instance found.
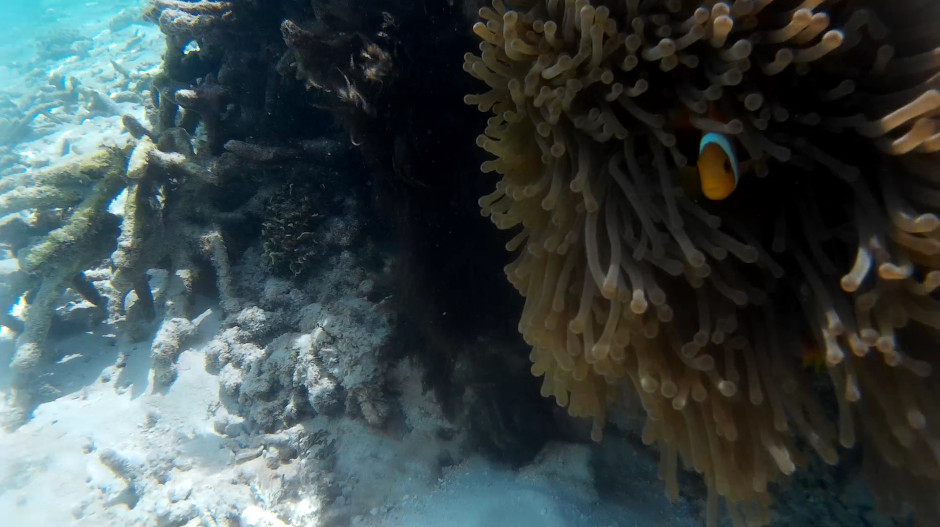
[0,148,128,425]
[0,121,245,425]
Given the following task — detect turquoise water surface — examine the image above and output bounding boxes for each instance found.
[0,0,143,88]
[0,0,156,178]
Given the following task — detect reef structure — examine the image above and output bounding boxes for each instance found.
[0,148,128,402]
[0,114,250,426]
[465,0,940,524]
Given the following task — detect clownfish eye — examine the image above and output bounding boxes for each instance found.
[723,158,732,173]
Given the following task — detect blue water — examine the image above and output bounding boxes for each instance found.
[0,0,143,87]
[0,0,140,28]
[0,0,154,178]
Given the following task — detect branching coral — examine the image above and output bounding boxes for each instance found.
[144,0,235,82]
[108,125,244,390]
[144,0,336,155]
[0,119,248,423]
[140,0,405,393]
[0,149,127,423]
[465,0,939,524]
[0,75,117,172]
[0,94,269,427]
[173,74,231,154]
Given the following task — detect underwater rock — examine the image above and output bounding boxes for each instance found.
[211,248,392,432]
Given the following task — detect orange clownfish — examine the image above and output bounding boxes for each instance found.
[697,132,740,201]
[673,103,745,202]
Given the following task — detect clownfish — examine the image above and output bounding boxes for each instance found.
[697,132,740,201]
[673,103,746,202]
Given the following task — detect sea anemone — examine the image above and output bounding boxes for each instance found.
[464,0,939,524]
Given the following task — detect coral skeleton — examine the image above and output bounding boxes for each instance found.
[0,148,128,424]
[465,0,940,524]
[109,126,241,390]
[0,122,242,423]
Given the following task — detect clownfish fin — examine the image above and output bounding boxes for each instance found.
[697,132,740,201]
